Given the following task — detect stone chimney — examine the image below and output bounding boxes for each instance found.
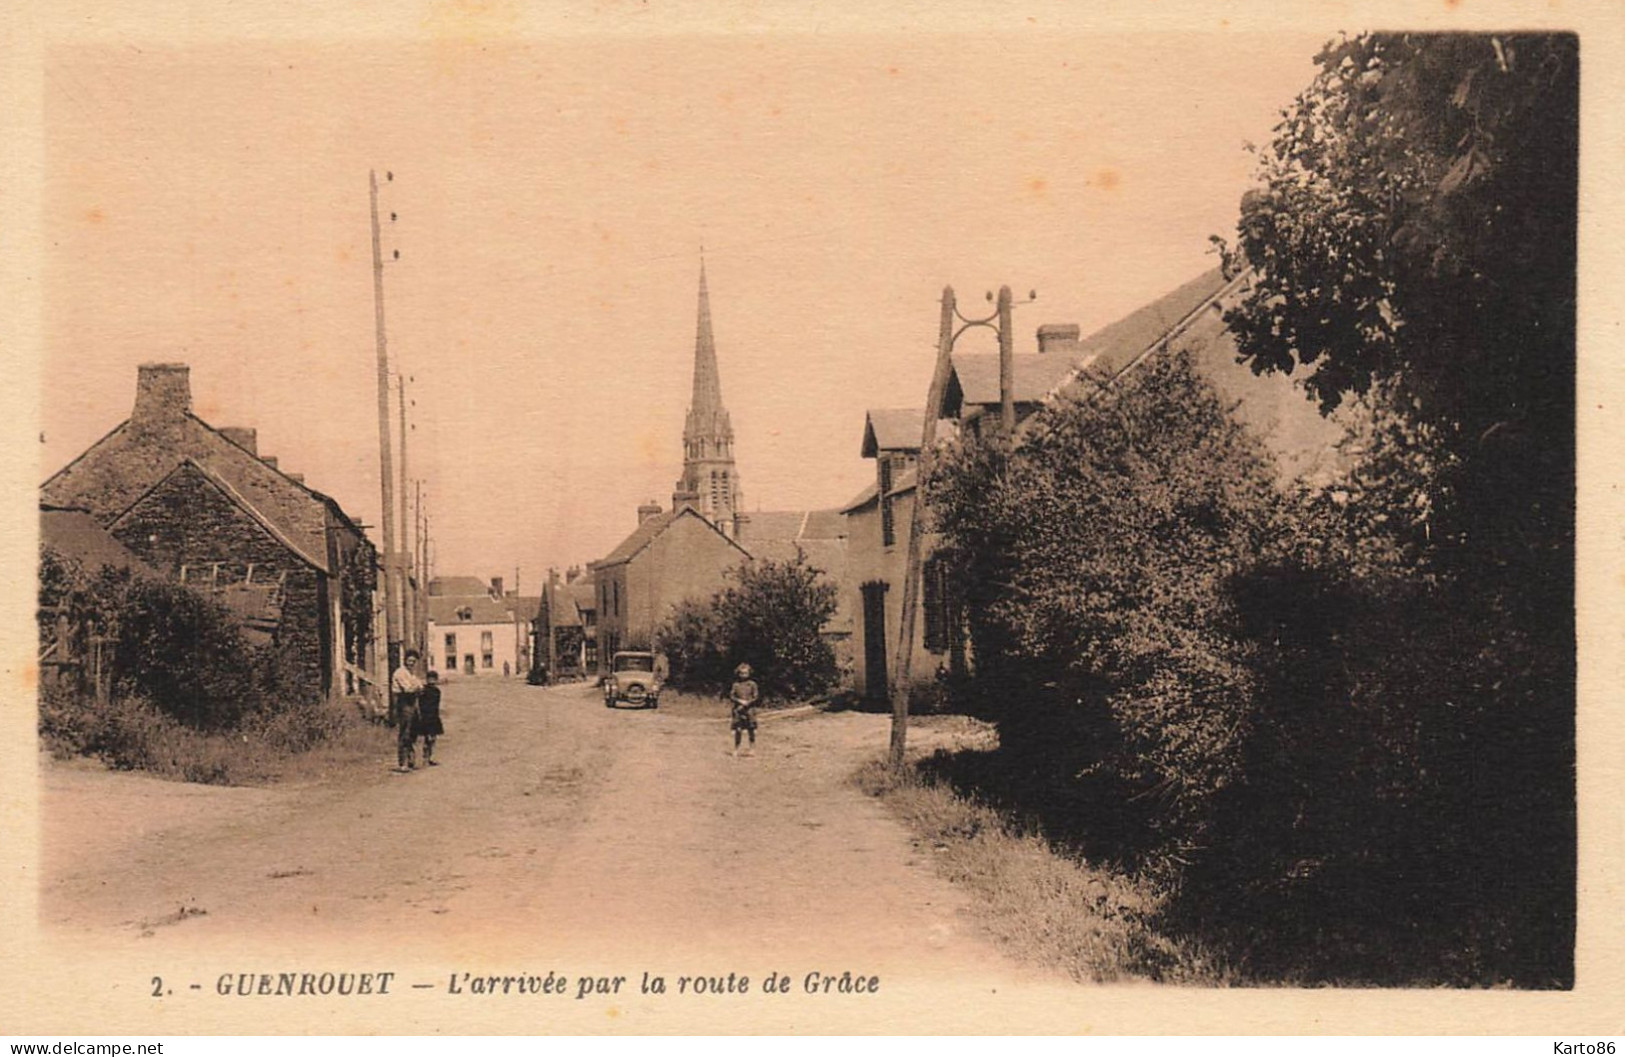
[1037,324,1082,355]
[491,576,504,597]
[671,486,699,514]
[286,472,305,484]
[565,564,582,584]
[219,427,258,455]
[732,511,751,541]
[131,363,191,430]
[261,455,279,470]
[637,499,662,525]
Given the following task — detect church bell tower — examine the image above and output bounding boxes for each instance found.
[673,259,742,531]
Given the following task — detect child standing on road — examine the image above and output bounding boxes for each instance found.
[417,670,444,766]
[729,663,760,757]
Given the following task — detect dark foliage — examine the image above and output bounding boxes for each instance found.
[654,554,840,700]
[1214,31,1576,986]
[927,32,1575,987]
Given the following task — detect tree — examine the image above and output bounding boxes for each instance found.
[1221,33,1576,581]
[654,554,841,700]
[931,350,1286,854]
[1217,33,1577,985]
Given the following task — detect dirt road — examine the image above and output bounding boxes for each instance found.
[40,680,1027,987]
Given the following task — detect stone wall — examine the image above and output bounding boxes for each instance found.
[112,462,328,702]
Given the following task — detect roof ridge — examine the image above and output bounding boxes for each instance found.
[40,419,130,491]
[1033,268,1248,415]
[109,457,329,572]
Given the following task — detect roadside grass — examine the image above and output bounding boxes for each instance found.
[855,735,1231,985]
[40,688,395,787]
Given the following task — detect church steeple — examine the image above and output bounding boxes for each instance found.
[686,258,728,440]
[674,257,742,530]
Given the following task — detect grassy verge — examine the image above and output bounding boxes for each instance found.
[40,688,395,787]
[855,744,1229,984]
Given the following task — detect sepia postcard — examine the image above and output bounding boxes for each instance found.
[3,0,1623,1037]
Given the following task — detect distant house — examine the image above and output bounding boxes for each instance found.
[425,576,532,679]
[40,363,377,704]
[590,503,751,659]
[539,567,597,679]
[841,410,963,700]
[732,506,854,669]
[844,268,1347,701]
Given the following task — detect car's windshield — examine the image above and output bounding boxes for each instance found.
[616,655,654,672]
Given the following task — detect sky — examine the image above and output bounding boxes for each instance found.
[40,29,1330,590]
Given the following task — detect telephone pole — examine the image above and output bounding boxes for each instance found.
[889,283,1031,768]
[398,372,414,653]
[370,169,400,683]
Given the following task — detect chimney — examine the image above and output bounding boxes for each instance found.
[733,511,750,541]
[1037,324,1082,356]
[261,455,279,470]
[286,472,305,484]
[491,576,504,597]
[219,427,258,455]
[131,363,191,429]
[671,486,699,514]
[565,565,581,584]
[637,499,662,524]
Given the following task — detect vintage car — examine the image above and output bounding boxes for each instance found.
[603,650,661,709]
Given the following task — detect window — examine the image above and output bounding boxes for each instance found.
[482,652,494,669]
[443,633,457,670]
[480,630,493,651]
[922,557,951,654]
[457,606,473,622]
[879,457,896,547]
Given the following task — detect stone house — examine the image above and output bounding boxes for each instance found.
[590,504,751,659]
[843,267,1346,700]
[40,363,377,704]
[538,568,598,680]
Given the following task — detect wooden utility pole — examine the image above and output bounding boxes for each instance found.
[997,285,1015,434]
[370,169,400,682]
[414,478,426,654]
[888,286,959,769]
[398,372,415,653]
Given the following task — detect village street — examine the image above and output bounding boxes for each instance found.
[39,681,1031,991]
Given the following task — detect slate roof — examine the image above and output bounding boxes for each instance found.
[592,507,749,570]
[41,412,355,576]
[861,409,925,457]
[509,595,543,623]
[39,505,158,577]
[839,483,880,514]
[944,353,1082,412]
[109,458,333,571]
[1046,269,1345,483]
[732,507,851,633]
[427,594,522,625]
[549,591,583,627]
[429,575,493,597]
[568,580,596,612]
[741,511,808,541]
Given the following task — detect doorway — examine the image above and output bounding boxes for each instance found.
[860,581,889,701]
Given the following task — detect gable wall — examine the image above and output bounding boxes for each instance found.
[111,463,327,701]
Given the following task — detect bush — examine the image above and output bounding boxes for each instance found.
[654,554,840,700]
[931,349,1283,862]
[653,598,727,689]
[113,577,262,731]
